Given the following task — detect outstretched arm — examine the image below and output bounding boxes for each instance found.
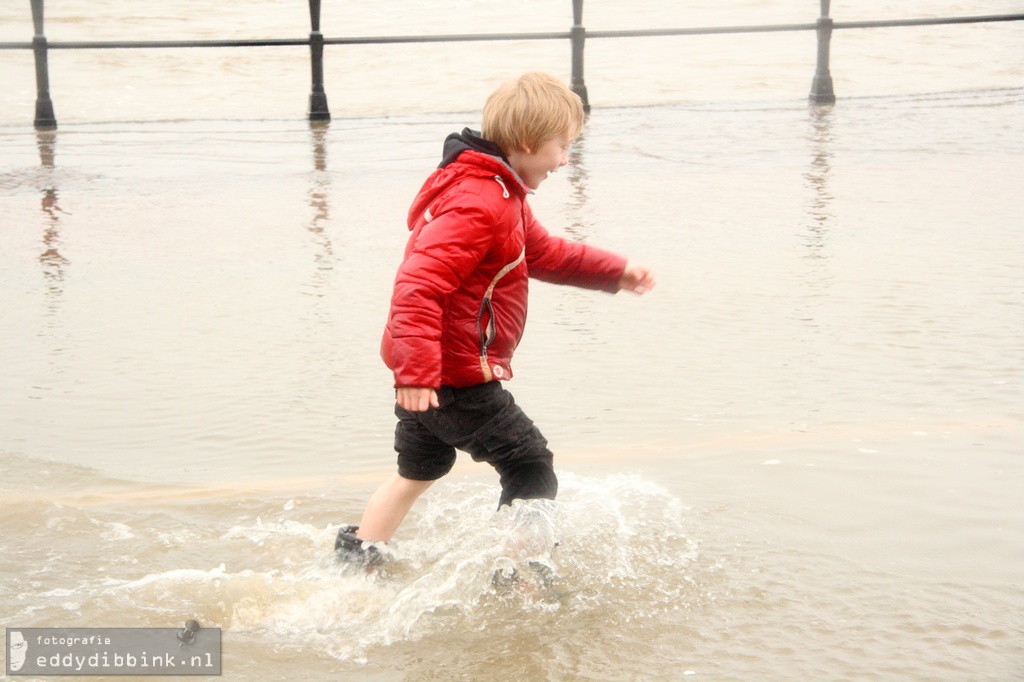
[618,260,656,295]
[523,203,654,294]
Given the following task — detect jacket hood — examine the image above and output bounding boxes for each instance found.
[407,129,531,231]
[438,128,507,169]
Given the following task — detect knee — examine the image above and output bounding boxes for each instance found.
[497,460,558,507]
[397,449,456,481]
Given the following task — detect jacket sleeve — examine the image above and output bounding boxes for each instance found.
[386,195,496,388]
[523,202,627,292]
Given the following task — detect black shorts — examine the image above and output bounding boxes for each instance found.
[394,382,553,483]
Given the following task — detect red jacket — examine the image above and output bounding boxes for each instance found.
[381,129,627,389]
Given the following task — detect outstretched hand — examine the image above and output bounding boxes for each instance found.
[397,386,440,412]
[619,261,656,295]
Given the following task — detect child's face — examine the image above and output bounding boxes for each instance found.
[509,135,572,190]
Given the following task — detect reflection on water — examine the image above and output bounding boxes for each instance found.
[802,104,833,262]
[795,103,836,336]
[38,190,68,279]
[305,120,334,280]
[34,129,70,388]
[36,131,69,313]
[565,130,590,242]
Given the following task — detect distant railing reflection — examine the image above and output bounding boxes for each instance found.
[2,0,1022,129]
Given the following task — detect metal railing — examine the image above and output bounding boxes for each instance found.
[3,0,1022,130]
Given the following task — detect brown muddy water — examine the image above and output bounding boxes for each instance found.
[2,2,1023,680]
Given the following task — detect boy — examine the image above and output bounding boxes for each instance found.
[337,72,655,560]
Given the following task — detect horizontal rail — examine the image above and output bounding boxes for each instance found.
[0,38,308,50]
[587,23,815,39]
[2,14,1021,52]
[325,31,571,45]
[0,33,570,50]
[834,13,1024,30]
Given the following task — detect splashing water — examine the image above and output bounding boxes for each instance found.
[7,472,695,666]
[269,474,694,662]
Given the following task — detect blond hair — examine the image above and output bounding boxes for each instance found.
[482,72,585,154]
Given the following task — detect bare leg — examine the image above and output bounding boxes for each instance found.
[356,473,434,543]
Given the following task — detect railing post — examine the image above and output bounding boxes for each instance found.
[307,0,330,121]
[30,0,57,130]
[570,0,590,113]
[809,0,836,105]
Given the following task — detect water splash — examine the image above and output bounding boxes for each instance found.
[241,473,694,661]
[3,471,696,665]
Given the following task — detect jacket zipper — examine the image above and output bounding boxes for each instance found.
[477,246,526,380]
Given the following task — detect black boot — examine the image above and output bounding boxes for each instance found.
[334,525,382,565]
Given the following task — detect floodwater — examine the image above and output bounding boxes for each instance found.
[1,1,1023,680]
